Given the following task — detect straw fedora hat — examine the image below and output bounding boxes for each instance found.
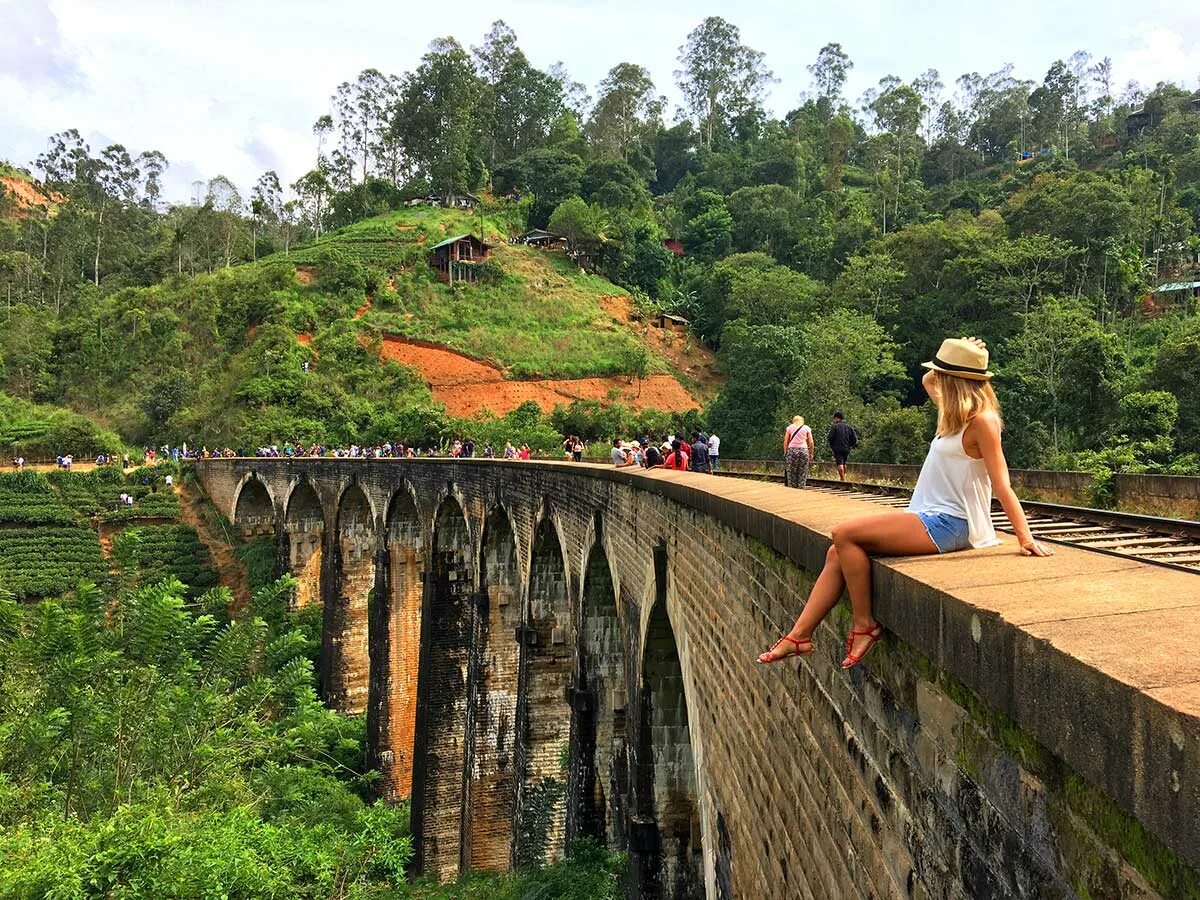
[921,337,993,381]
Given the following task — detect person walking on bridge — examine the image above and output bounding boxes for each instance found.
[758,338,1052,669]
[783,416,814,488]
[828,412,858,482]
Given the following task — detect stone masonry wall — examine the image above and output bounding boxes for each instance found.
[196,459,1200,899]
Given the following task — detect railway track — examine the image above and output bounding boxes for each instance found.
[719,471,1200,574]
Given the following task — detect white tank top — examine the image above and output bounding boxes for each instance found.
[908,427,1000,548]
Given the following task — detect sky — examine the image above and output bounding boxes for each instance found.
[2,0,1198,204]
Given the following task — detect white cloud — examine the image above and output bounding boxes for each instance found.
[1114,24,1200,94]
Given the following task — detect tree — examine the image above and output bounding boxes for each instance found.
[832,251,906,319]
[549,61,591,120]
[1004,296,1126,453]
[394,38,485,197]
[581,159,649,211]
[331,69,393,183]
[681,190,732,261]
[547,197,604,256]
[781,308,908,438]
[493,147,584,227]
[206,175,243,269]
[292,167,331,238]
[136,150,168,211]
[807,43,853,119]
[586,63,663,162]
[675,16,774,149]
[473,20,519,169]
[250,171,282,260]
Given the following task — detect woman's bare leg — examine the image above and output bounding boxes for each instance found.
[760,544,846,660]
[833,511,938,659]
[762,511,938,661]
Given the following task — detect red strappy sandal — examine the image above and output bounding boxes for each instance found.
[756,634,813,664]
[841,624,883,669]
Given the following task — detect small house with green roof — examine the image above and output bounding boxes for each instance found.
[428,233,491,284]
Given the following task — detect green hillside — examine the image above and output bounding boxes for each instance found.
[25,200,688,451]
[269,203,664,378]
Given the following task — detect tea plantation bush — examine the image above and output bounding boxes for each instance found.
[0,526,106,598]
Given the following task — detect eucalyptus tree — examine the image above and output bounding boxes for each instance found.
[586,63,663,163]
[807,42,853,120]
[674,16,774,149]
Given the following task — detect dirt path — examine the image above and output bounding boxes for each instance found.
[176,481,252,613]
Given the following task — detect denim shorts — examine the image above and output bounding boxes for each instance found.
[915,512,970,553]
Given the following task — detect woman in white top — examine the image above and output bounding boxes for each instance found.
[758,337,1052,669]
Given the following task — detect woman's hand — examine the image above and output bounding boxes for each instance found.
[1020,538,1054,557]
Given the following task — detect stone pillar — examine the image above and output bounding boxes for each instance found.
[463,511,522,872]
[411,498,474,881]
[366,495,425,802]
[514,517,574,868]
[322,484,374,714]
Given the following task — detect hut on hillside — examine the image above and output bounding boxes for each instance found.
[655,312,690,334]
[515,229,566,250]
[428,233,491,284]
[1146,280,1200,315]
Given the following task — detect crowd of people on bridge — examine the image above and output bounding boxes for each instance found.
[604,430,721,473]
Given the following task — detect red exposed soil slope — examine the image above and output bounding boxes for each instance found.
[1,176,61,218]
[379,337,700,417]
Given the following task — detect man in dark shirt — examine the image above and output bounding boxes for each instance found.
[827,412,858,482]
[689,431,712,474]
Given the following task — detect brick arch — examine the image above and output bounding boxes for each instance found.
[635,582,703,900]
[426,481,474,547]
[366,484,426,802]
[231,473,275,531]
[282,478,325,608]
[412,494,476,882]
[332,476,380,529]
[321,482,375,714]
[567,519,629,851]
[464,504,522,873]
[516,512,574,868]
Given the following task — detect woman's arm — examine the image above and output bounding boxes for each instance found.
[783,428,791,455]
[806,428,815,457]
[972,414,1053,557]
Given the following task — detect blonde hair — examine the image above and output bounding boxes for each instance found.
[791,415,805,426]
[931,372,1003,436]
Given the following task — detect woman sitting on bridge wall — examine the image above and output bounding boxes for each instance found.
[758,337,1054,669]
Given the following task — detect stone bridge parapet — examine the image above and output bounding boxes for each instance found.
[194,457,1200,899]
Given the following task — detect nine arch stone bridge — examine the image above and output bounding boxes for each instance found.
[194,457,1200,899]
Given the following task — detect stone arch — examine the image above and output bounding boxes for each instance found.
[366,485,425,802]
[232,474,274,537]
[634,563,704,900]
[567,521,628,851]
[283,478,325,608]
[321,482,375,714]
[516,513,574,868]
[464,504,522,873]
[411,494,476,882]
